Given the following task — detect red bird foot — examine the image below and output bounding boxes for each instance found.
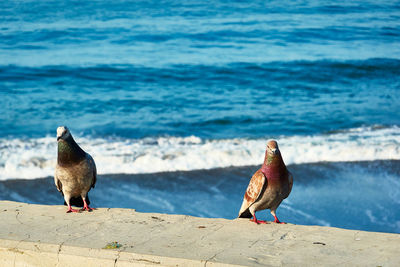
[273,216,286,224]
[66,207,80,213]
[250,215,269,224]
[81,199,95,212]
[81,205,95,212]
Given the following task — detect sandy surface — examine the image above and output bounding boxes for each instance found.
[0,201,399,266]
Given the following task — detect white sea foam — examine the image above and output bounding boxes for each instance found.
[0,126,399,180]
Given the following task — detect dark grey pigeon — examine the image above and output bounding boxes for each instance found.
[54,126,96,213]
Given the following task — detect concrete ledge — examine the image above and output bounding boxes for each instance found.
[0,201,399,266]
[0,239,219,267]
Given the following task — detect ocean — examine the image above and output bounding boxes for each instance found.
[1,0,400,233]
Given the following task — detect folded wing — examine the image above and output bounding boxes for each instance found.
[238,170,266,218]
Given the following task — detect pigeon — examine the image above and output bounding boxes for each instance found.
[238,140,293,224]
[54,126,96,213]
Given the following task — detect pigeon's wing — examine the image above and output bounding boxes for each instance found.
[87,154,97,189]
[286,171,293,199]
[54,168,63,194]
[238,169,266,218]
[91,160,97,189]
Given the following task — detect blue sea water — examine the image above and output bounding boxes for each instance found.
[1,0,400,233]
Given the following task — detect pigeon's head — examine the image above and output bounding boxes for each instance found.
[266,140,280,156]
[57,126,71,141]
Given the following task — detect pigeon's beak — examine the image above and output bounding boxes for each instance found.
[57,136,61,141]
[271,148,278,155]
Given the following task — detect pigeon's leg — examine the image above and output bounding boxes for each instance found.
[81,196,94,212]
[271,209,286,224]
[250,212,268,224]
[65,197,79,213]
[67,205,80,213]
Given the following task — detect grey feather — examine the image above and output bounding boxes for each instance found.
[54,126,96,208]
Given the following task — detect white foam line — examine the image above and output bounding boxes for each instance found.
[0,126,399,180]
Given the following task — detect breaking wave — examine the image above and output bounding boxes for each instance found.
[0,126,399,180]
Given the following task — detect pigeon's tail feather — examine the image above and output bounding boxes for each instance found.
[238,208,252,219]
[63,194,90,207]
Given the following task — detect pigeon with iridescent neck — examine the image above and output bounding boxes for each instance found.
[54,126,96,213]
[238,140,293,224]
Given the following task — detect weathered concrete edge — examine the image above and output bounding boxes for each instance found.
[0,238,241,267]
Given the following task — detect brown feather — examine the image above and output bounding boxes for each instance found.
[238,169,266,217]
[238,140,293,221]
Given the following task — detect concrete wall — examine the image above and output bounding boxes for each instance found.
[1,201,399,266]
